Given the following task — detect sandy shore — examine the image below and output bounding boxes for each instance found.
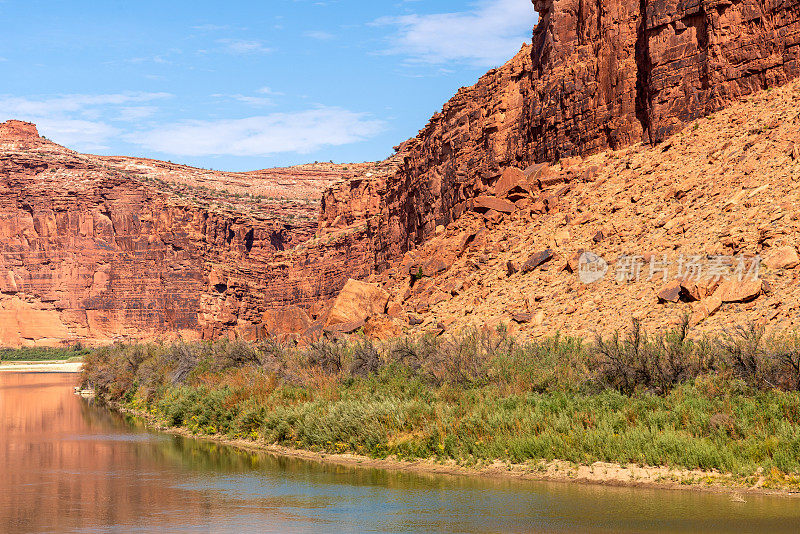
[0,360,82,373]
[111,404,800,497]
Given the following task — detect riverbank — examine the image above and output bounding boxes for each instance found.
[81,325,800,494]
[113,402,799,496]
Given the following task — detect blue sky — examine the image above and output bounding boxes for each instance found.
[0,0,536,171]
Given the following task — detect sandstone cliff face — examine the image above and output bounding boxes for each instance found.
[377,0,800,263]
[0,122,394,346]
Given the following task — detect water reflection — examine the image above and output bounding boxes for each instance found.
[1,373,799,533]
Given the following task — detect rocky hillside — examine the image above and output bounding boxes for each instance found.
[376,0,800,264]
[376,78,800,341]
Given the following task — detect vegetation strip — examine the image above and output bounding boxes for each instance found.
[0,345,88,362]
[79,321,800,493]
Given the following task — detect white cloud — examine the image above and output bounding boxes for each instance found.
[375,0,536,67]
[212,87,284,108]
[32,119,119,151]
[128,107,385,157]
[0,92,171,150]
[0,92,381,159]
[212,93,275,107]
[217,39,273,55]
[0,92,170,117]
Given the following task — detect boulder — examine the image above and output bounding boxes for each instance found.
[657,280,683,303]
[386,302,404,318]
[483,209,504,224]
[506,260,519,276]
[764,246,800,269]
[714,279,763,303]
[512,312,532,324]
[522,250,554,272]
[422,254,448,277]
[690,295,723,325]
[324,279,389,328]
[473,195,516,214]
[363,315,403,339]
[493,167,531,198]
[408,314,424,326]
[566,250,586,272]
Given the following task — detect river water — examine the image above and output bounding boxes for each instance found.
[2,372,800,533]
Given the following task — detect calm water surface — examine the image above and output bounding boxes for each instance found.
[2,372,800,533]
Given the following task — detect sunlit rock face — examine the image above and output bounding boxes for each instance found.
[0,124,394,346]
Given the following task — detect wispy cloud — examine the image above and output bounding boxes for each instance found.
[0,92,172,150]
[375,0,536,67]
[216,38,273,55]
[0,92,171,117]
[212,87,283,108]
[192,24,231,32]
[128,107,385,157]
[304,30,335,41]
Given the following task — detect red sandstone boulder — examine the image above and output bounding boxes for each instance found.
[764,247,800,270]
[473,196,516,214]
[493,167,531,199]
[324,279,390,328]
[363,314,403,339]
[422,254,448,277]
[714,279,763,303]
[657,280,683,303]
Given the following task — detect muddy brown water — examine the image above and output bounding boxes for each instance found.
[2,372,799,533]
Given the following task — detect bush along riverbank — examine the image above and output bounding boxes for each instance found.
[81,319,800,492]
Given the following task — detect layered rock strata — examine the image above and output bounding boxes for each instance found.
[0,122,394,346]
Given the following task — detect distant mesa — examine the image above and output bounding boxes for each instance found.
[0,120,40,140]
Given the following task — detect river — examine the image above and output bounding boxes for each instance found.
[1,372,799,533]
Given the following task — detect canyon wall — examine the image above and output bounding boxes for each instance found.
[377,0,800,264]
[0,122,386,346]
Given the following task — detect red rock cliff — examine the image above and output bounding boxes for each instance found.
[3,0,800,346]
[0,134,394,346]
[376,0,800,264]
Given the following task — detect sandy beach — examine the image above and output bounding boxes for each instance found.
[0,360,83,373]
